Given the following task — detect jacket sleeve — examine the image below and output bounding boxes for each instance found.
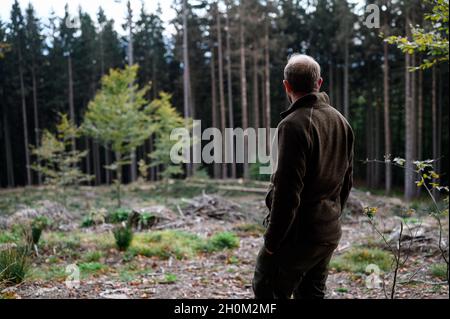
[340,131,354,211]
[264,121,309,252]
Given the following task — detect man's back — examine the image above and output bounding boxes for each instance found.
[265,91,354,250]
[253,54,354,300]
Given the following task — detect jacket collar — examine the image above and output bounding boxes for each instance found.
[280,91,330,119]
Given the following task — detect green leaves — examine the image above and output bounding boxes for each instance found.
[30,113,93,196]
[83,64,155,155]
[385,0,449,70]
[148,92,191,180]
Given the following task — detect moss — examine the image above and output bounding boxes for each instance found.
[330,247,393,273]
[430,263,448,281]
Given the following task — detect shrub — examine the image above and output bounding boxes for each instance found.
[81,216,95,228]
[31,216,51,245]
[113,226,133,251]
[108,208,131,224]
[204,232,240,252]
[0,246,29,286]
[139,212,156,228]
[81,208,107,228]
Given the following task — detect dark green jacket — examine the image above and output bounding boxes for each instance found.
[264,92,354,252]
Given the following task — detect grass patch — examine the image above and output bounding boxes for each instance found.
[330,247,393,273]
[0,246,29,286]
[0,231,20,244]
[160,273,177,284]
[130,230,239,260]
[28,264,66,281]
[83,250,104,263]
[335,287,348,293]
[203,232,239,252]
[79,262,108,278]
[430,263,448,281]
[233,223,265,237]
[131,230,203,259]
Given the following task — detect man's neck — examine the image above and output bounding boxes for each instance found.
[290,90,318,104]
[290,92,307,104]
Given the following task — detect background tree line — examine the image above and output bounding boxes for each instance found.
[0,0,448,201]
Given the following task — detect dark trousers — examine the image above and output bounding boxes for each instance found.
[252,242,337,299]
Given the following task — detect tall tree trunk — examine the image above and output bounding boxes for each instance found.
[431,66,438,179]
[210,36,220,179]
[264,12,271,151]
[127,0,137,183]
[404,51,415,200]
[366,102,373,188]
[93,141,101,185]
[437,66,442,176]
[343,39,350,119]
[225,2,236,179]
[336,66,342,113]
[1,92,15,187]
[31,59,42,185]
[261,67,266,129]
[328,59,334,105]
[99,25,110,184]
[19,49,32,186]
[182,0,193,176]
[68,54,76,153]
[84,137,92,184]
[239,5,249,180]
[217,5,227,179]
[383,39,392,194]
[252,49,260,129]
[411,54,417,161]
[374,101,381,187]
[417,68,423,161]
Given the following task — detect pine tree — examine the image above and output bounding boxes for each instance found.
[25,4,44,185]
[9,0,32,185]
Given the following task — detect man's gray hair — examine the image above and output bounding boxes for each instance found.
[284,54,321,93]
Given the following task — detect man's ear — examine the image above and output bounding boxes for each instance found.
[283,80,292,93]
[317,77,324,90]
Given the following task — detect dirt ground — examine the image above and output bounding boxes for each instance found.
[0,184,448,299]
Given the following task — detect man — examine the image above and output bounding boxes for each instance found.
[252,54,354,299]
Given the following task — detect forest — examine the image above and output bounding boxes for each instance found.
[0,0,448,300]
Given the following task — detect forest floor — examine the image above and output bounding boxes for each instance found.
[0,179,448,299]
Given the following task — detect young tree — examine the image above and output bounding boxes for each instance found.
[148,92,189,181]
[83,65,154,207]
[31,114,92,205]
[96,7,124,185]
